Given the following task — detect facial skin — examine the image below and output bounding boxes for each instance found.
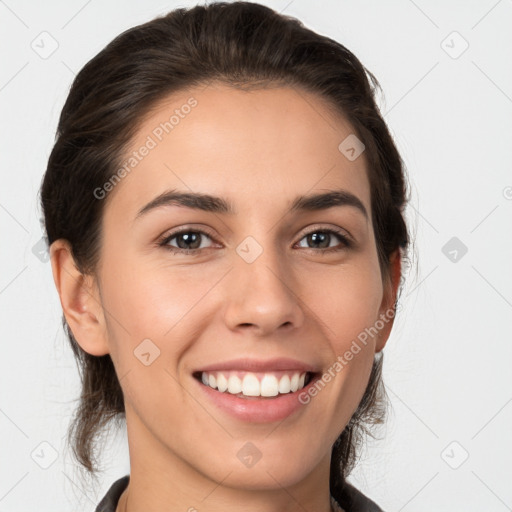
[50,82,401,512]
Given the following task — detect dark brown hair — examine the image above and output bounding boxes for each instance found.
[40,1,409,504]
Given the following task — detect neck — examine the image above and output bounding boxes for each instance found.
[120,407,335,512]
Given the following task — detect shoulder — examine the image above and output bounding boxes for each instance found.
[95,475,130,512]
[332,480,385,512]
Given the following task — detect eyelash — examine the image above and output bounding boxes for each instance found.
[158,226,353,255]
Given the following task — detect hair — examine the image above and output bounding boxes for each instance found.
[40,1,409,506]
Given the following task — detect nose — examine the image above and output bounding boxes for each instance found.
[222,242,305,337]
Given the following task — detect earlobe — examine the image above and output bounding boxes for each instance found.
[49,239,110,356]
[375,248,402,353]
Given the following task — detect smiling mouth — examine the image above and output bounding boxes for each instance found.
[193,370,317,399]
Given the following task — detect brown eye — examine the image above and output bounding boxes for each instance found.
[160,229,215,254]
[296,229,351,251]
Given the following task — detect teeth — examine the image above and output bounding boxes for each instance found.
[278,374,290,394]
[199,370,309,397]
[242,374,260,396]
[260,374,279,397]
[290,373,300,392]
[228,374,242,394]
[216,373,228,392]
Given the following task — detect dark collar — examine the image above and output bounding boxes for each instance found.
[95,475,129,512]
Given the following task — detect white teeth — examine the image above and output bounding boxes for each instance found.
[228,374,242,394]
[216,373,228,392]
[278,374,291,394]
[200,370,309,397]
[290,373,300,392]
[242,374,260,396]
[260,374,279,397]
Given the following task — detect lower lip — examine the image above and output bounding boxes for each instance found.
[193,374,317,423]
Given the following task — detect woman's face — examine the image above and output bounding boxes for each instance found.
[84,83,397,490]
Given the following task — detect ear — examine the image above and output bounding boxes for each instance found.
[49,239,110,356]
[375,248,402,353]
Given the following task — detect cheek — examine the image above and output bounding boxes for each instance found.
[97,263,205,429]
[100,257,218,341]
[301,261,383,412]
[97,257,227,398]
[303,262,384,350]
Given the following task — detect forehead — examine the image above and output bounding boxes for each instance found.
[105,82,371,220]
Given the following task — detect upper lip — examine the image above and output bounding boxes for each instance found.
[194,357,320,373]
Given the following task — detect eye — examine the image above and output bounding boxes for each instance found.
[159,226,352,255]
[295,228,352,252]
[159,228,217,254]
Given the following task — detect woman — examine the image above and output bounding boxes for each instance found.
[40,2,409,511]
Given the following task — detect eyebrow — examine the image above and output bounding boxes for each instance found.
[135,188,368,220]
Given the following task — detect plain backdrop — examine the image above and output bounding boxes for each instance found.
[1,1,511,510]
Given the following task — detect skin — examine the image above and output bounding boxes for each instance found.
[50,82,401,512]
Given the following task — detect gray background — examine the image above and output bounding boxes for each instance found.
[1,0,511,510]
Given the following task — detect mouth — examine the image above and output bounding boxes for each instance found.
[191,357,322,422]
[192,370,318,399]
